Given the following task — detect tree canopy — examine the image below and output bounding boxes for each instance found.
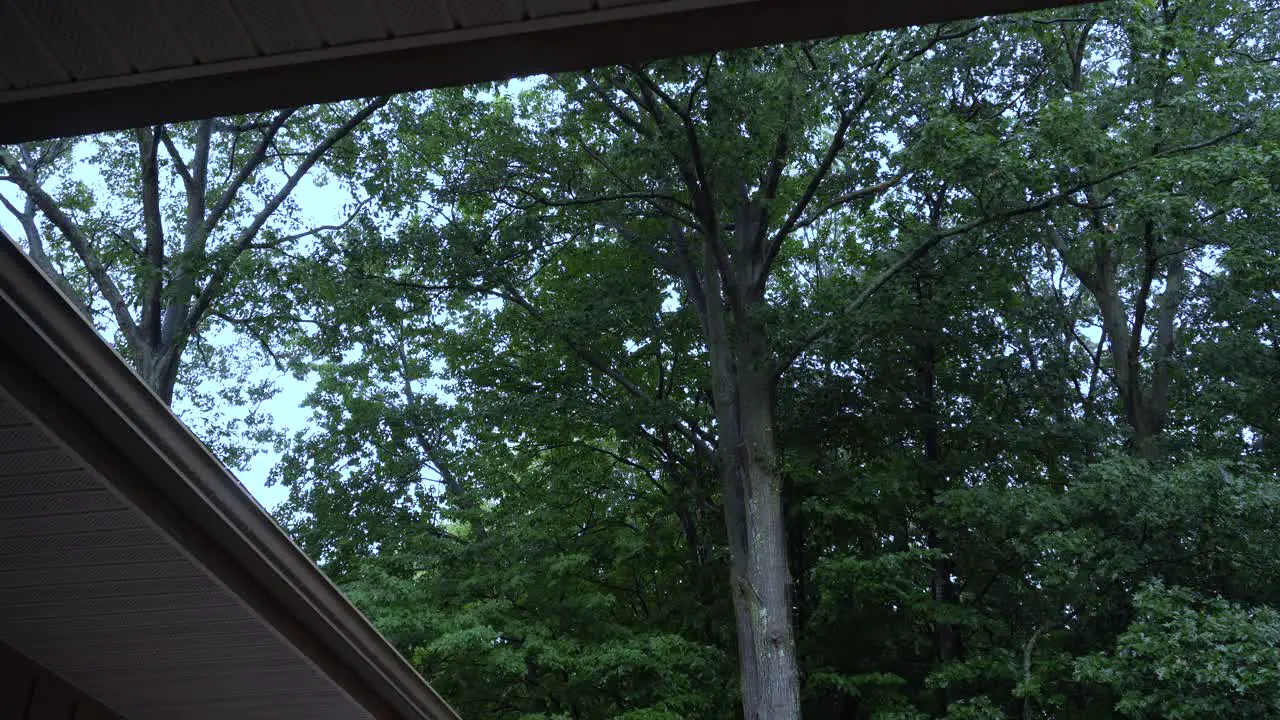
[5,0,1280,718]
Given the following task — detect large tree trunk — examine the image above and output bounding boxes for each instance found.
[708,301,801,720]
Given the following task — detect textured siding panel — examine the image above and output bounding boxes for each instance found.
[527,0,595,19]
[1,0,688,104]
[376,0,456,35]
[0,471,106,498]
[0,399,30,426]
[0,1,69,88]
[305,0,389,46]
[0,449,82,478]
[10,0,130,81]
[85,0,195,72]
[0,489,131,520]
[0,558,196,593]
[447,0,525,28]
[228,0,320,54]
[0,508,145,540]
[0,395,374,720]
[0,425,54,450]
[0,641,121,720]
[154,0,256,63]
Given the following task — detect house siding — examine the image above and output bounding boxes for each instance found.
[0,641,120,720]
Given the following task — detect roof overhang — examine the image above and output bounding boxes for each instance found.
[0,0,1086,144]
[0,232,458,719]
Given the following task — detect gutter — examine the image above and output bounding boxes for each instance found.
[0,232,461,720]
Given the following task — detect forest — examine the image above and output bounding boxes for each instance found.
[2,0,1279,717]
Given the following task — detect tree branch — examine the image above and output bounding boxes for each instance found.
[157,126,196,191]
[201,108,298,236]
[778,126,1249,375]
[183,97,389,342]
[136,127,166,347]
[0,148,142,349]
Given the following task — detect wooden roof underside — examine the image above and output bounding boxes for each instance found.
[0,0,1085,143]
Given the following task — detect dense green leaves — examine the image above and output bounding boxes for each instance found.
[264,1,1280,717]
[1077,582,1280,718]
[9,0,1278,717]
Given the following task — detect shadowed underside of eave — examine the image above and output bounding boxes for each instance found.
[0,235,461,720]
[0,394,373,720]
[0,0,1091,144]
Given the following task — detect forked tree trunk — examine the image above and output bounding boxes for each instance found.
[1051,225,1186,459]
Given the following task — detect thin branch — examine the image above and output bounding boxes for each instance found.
[201,108,298,235]
[532,441,668,496]
[157,126,196,191]
[772,110,858,246]
[0,148,142,348]
[244,199,370,250]
[627,67,718,232]
[778,126,1250,374]
[790,169,909,234]
[500,184,694,215]
[212,310,286,370]
[0,193,23,223]
[184,97,389,338]
[583,74,652,138]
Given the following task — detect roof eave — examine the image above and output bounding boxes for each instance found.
[0,232,459,720]
[0,0,1090,144]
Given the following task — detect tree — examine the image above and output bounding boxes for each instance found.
[0,99,387,405]
[306,30,1019,718]
[1019,0,1280,458]
[1077,582,1280,719]
[266,1,1280,718]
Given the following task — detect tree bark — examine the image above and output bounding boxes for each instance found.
[703,275,800,719]
[1050,228,1185,459]
[714,342,801,720]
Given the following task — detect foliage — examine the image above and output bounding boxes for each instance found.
[1,99,388,463]
[267,1,1280,716]
[1076,582,1280,718]
[9,0,1280,717]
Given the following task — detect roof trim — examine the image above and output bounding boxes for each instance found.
[0,0,1088,143]
[0,232,459,720]
[1,0,752,104]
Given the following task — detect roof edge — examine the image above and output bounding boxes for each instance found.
[0,232,460,720]
[0,0,1090,144]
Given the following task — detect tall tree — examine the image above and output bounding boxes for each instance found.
[1020,0,1280,457]
[0,98,387,404]
[268,1,1280,718]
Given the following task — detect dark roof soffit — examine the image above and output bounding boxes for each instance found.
[0,0,1090,144]
[0,231,460,720]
